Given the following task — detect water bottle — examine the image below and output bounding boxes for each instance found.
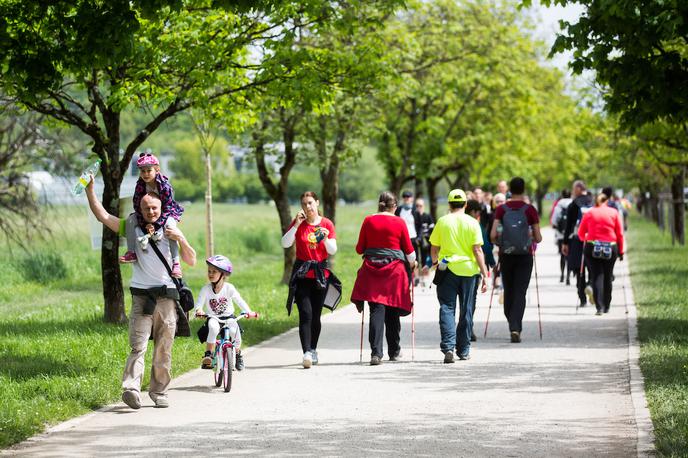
[438,257,449,270]
[72,159,102,196]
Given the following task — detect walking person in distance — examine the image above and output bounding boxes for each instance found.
[577,193,624,315]
[490,177,542,343]
[352,192,416,365]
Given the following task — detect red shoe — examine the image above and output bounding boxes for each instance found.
[119,251,137,263]
[171,262,182,278]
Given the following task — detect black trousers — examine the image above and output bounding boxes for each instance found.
[500,254,533,333]
[369,302,401,358]
[295,279,326,353]
[584,244,618,312]
[568,237,589,304]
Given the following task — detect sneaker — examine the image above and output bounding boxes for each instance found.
[458,353,471,361]
[603,307,610,314]
[370,355,382,366]
[311,350,319,365]
[585,285,595,306]
[122,390,141,410]
[389,351,402,361]
[171,262,182,279]
[510,331,521,343]
[201,351,212,369]
[470,331,477,342]
[302,351,313,369]
[560,273,564,283]
[149,393,169,408]
[443,351,455,364]
[595,310,603,316]
[235,351,245,371]
[119,251,137,264]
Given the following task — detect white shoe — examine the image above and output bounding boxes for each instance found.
[302,351,313,369]
[585,285,595,306]
[311,350,318,365]
[149,392,169,408]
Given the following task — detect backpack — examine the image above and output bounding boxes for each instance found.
[500,205,532,255]
[572,199,593,238]
[555,207,568,234]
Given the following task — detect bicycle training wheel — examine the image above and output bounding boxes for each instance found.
[223,347,234,393]
[214,349,223,387]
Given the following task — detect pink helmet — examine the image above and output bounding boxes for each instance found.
[136,151,159,168]
[206,255,232,275]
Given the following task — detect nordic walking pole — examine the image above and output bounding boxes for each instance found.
[411,271,416,361]
[533,252,543,340]
[483,266,497,338]
[359,304,365,364]
[576,236,586,314]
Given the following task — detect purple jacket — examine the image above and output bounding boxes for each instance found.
[133,173,184,229]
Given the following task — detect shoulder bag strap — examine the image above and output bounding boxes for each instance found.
[149,240,182,290]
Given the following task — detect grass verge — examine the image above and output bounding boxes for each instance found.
[627,214,688,456]
[0,202,370,448]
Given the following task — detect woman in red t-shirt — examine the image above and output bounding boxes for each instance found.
[351,191,416,366]
[281,191,337,369]
[578,193,624,315]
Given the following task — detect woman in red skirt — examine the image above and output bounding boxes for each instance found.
[351,191,416,365]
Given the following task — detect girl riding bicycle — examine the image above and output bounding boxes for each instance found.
[195,255,253,371]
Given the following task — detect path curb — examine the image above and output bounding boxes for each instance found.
[623,267,656,457]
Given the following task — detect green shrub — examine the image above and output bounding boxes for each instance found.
[238,228,278,255]
[18,252,69,283]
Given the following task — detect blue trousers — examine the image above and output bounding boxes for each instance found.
[436,270,477,357]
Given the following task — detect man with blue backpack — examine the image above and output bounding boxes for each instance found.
[490,177,542,343]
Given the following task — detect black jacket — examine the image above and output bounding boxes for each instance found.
[563,193,594,243]
[285,259,342,316]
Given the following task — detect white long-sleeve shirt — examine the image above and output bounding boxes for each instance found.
[195,282,252,318]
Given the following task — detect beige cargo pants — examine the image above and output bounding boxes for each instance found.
[121,295,177,397]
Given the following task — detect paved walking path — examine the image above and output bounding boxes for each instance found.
[7,229,653,457]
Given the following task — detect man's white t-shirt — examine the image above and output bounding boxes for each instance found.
[125,219,176,289]
[398,206,417,239]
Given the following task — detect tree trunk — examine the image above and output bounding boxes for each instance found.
[100,155,127,323]
[205,148,214,257]
[671,167,686,245]
[320,163,339,224]
[426,176,440,222]
[276,195,296,284]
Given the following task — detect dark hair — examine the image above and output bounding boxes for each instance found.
[465,199,482,215]
[378,191,397,212]
[561,189,571,199]
[300,191,319,202]
[449,201,466,210]
[509,177,525,195]
[601,186,613,198]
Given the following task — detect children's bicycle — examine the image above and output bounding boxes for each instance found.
[200,312,258,393]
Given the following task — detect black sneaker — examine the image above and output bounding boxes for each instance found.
[389,351,402,361]
[510,331,521,343]
[201,351,212,369]
[235,351,245,371]
[443,351,455,364]
[470,331,477,342]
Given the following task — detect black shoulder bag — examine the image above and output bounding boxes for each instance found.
[149,240,195,312]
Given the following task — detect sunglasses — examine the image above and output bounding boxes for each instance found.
[139,152,153,157]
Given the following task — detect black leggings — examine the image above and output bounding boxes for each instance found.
[295,279,326,353]
[369,302,401,358]
[584,244,618,311]
[500,254,533,333]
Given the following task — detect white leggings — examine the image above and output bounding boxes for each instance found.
[207,317,242,348]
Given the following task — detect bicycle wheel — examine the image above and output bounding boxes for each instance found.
[222,347,234,393]
[214,349,223,387]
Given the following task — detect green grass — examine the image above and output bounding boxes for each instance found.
[627,214,688,457]
[0,202,371,448]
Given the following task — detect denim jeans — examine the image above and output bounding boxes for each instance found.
[437,270,477,357]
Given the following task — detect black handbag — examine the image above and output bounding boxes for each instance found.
[149,240,195,312]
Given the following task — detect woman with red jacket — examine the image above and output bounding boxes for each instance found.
[351,192,416,365]
[578,193,625,315]
[281,191,338,369]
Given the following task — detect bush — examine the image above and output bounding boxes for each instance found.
[18,252,68,283]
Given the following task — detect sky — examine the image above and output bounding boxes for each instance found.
[526,1,587,75]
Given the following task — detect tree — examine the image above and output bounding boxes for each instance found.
[530,0,688,128]
[0,0,355,322]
